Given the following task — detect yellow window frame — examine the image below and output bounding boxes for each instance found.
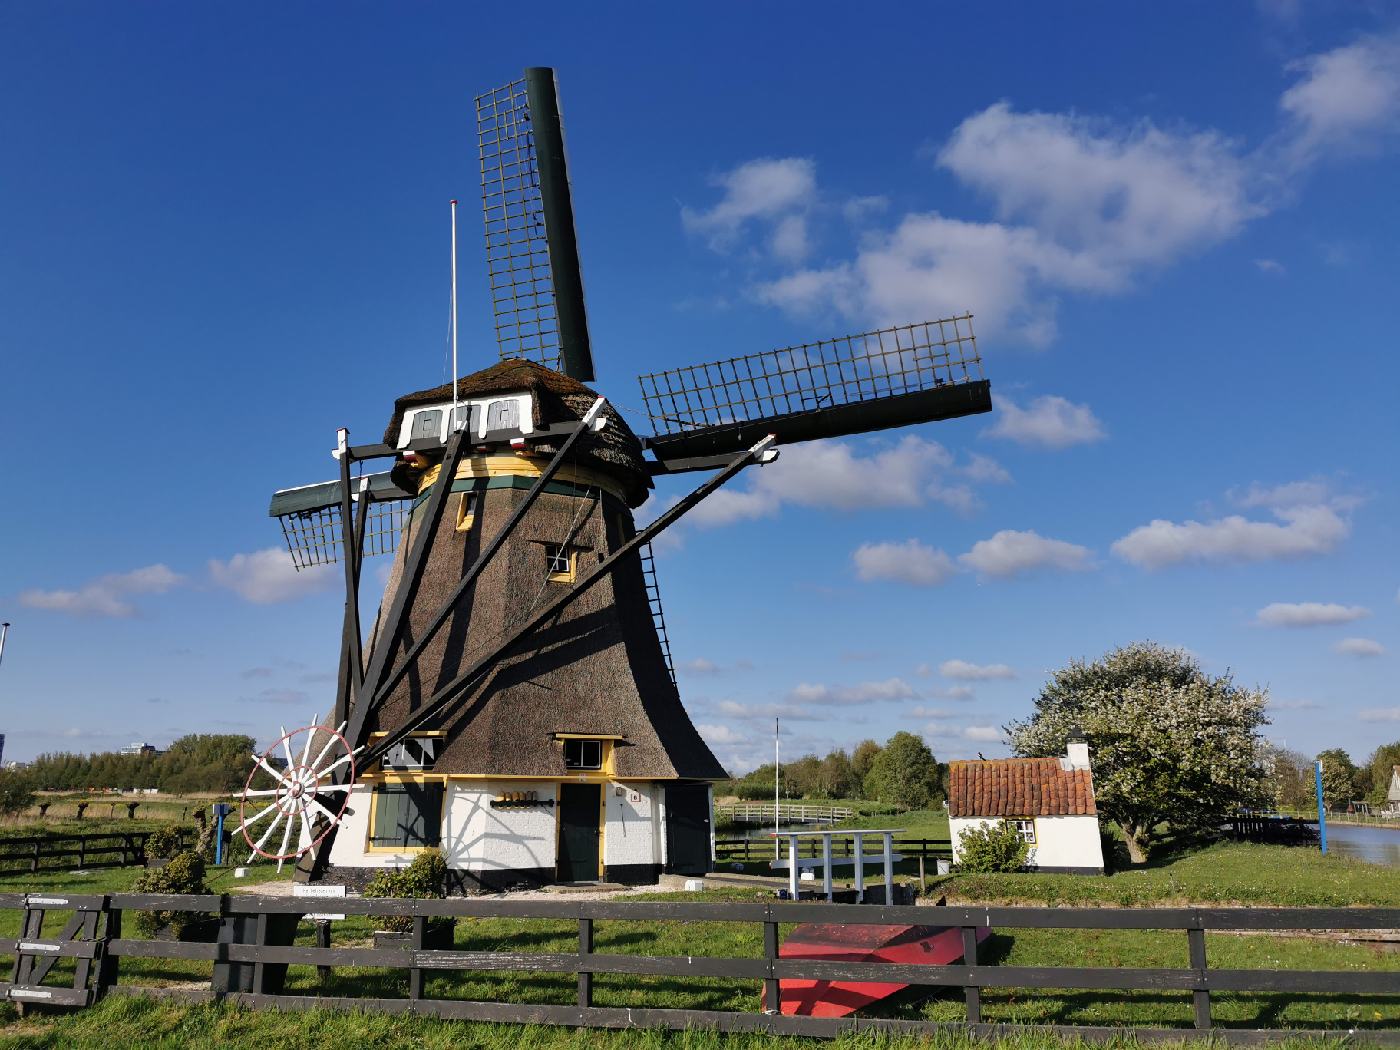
[365,777,446,855]
[544,543,576,583]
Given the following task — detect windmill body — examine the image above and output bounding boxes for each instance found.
[259,68,992,892]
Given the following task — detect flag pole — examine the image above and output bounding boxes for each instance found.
[773,716,780,860]
[449,199,460,427]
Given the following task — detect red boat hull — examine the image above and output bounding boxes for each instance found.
[773,922,992,1017]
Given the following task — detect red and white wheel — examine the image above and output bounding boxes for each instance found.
[237,716,359,871]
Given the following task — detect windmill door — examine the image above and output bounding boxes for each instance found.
[557,784,601,882]
[665,783,712,875]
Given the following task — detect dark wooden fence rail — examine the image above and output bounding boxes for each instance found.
[715,836,952,864]
[1,891,1397,1042]
[0,831,190,875]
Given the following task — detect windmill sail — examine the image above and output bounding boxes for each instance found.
[268,473,413,570]
[476,68,594,381]
[638,315,991,467]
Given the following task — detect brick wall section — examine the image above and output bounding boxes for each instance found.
[947,757,1096,818]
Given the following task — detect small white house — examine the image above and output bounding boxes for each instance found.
[948,737,1105,874]
[1386,766,1400,814]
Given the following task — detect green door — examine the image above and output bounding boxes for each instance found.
[557,783,601,882]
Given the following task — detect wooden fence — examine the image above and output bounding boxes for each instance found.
[716,835,952,865]
[2,890,1398,1042]
[0,831,189,875]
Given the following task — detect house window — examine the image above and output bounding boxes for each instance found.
[544,543,575,582]
[563,738,603,771]
[1007,818,1036,845]
[455,491,476,532]
[368,781,444,849]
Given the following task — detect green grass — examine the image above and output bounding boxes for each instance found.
[1,844,1398,1044]
[934,841,1400,907]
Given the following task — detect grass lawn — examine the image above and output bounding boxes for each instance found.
[0,843,1397,1045]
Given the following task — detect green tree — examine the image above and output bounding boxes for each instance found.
[1005,642,1270,865]
[1316,748,1359,810]
[0,769,34,817]
[818,749,857,798]
[864,731,940,809]
[1363,741,1400,806]
[851,739,881,786]
[1259,743,1313,811]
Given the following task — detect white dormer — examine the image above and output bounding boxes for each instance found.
[396,392,536,448]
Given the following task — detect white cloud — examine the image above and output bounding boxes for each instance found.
[788,677,919,704]
[962,725,1003,743]
[1228,479,1346,510]
[1360,707,1400,723]
[689,435,992,528]
[696,723,746,746]
[853,539,956,587]
[208,548,338,604]
[961,453,1012,484]
[1280,33,1400,163]
[1256,602,1370,628]
[940,659,1015,681]
[681,157,816,258]
[681,658,721,676]
[959,529,1094,578]
[1334,637,1385,658]
[1112,505,1348,569]
[19,564,185,618]
[1270,698,1322,711]
[1254,258,1286,275]
[986,395,1106,449]
[713,699,825,723]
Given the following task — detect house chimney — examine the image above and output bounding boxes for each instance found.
[1066,729,1090,771]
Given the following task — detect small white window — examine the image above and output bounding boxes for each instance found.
[544,543,574,581]
[564,738,603,770]
[1008,818,1036,845]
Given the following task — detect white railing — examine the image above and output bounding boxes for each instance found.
[715,802,854,825]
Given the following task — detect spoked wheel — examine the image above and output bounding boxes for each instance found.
[236,716,359,871]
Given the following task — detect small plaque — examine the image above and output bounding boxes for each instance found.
[293,882,346,921]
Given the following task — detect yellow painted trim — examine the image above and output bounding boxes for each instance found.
[544,543,577,583]
[455,491,476,532]
[418,453,628,504]
[553,733,626,741]
[367,731,448,739]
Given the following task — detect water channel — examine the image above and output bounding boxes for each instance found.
[1323,822,1400,866]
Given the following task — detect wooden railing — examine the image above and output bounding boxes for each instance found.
[0,831,190,875]
[715,803,855,826]
[2,890,1397,1041]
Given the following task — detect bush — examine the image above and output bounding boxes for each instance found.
[363,848,453,935]
[1100,825,1132,873]
[130,851,212,937]
[0,769,34,817]
[145,824,183,860]
[956,821,1030,873]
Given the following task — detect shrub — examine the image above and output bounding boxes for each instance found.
[956,821,1030,873]
[0,769,35,818]
[145,824,183,860]
[131,851,212,937]
[1100,825,1132,873]
[363,848,453,935]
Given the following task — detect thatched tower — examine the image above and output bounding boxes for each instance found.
[325,360,724,892]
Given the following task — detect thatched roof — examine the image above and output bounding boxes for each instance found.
[384,360,651,507]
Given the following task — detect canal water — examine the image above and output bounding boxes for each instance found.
[1324,822,1400,866]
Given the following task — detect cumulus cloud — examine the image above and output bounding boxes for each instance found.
[788,678,919,704]
[961,453,1012,484]
[959,529,1094,578]
[208,549,338,604]
[852,540,956,587]
[961,725,1003,743]
[1334,637,1385,658]
[19,564,185,618]
[940,659,1015,681]
[1279,33,1400,164]
[688,435,994,528]
[924,722,1003,743]
[986,395,1106,449]
[1360,707,1400,723]
[681,157,816,260]
[1112,505,1348,569]
[1256,602,1370,628]
[696,723,746,746]
[1270,698,1322,711]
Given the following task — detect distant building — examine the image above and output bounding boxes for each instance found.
[1387,766,1400,814]
[120,742,162,757]
[947,736,1105,874]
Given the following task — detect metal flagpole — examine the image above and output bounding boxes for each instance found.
[449,199,460,427]
[774,717,780,861]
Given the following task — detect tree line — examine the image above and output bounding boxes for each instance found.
[1267,743,1400,811]
[19,734,256,795]
[720,730,946,809]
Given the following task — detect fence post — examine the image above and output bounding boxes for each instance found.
[30,840,40,874]
[315,921,332,986]
[1188,920,1211,1030]
[78,836,86,869]
[409,915,425,1000]
[578,917,594,1008]
[251,913,270,994]
[96,902,121,995]
[763,919,780,1014]
[961,925,981,1025]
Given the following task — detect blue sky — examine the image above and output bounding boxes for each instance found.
[1,3,1397,775]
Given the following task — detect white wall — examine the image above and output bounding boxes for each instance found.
[327,784,408,870]
[447,782,558,872]
[950,814,1104,872]
[604,781,661,869]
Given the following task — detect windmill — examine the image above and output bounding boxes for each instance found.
[248,68,992,891]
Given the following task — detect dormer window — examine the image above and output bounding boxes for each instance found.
[544,543,576,582]
[563,738,603,770]
[455,491,477,532]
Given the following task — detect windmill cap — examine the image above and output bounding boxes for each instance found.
[384,359,651,506]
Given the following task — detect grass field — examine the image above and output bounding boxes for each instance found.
[0,841,1395,1045]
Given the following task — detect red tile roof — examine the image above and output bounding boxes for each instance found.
[947,757,1096,818]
